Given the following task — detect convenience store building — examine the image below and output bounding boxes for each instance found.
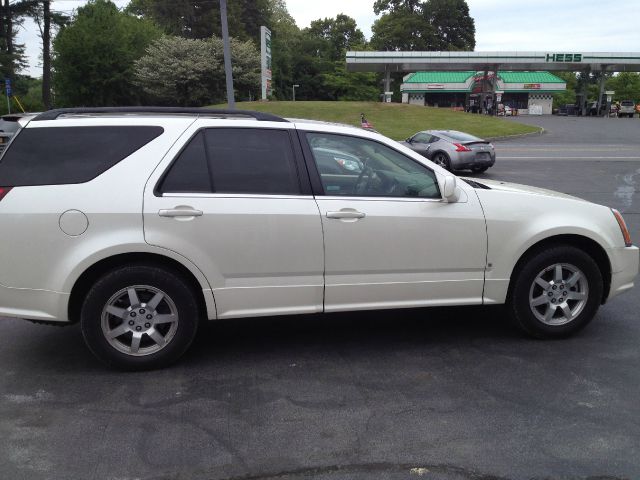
[399,70,567,114]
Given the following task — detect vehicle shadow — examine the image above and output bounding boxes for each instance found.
[182,305,521,367]
[2,305,522,374]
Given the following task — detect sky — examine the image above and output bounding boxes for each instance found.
[16,0,640,78]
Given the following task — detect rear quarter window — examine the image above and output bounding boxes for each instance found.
[0,126,163,186]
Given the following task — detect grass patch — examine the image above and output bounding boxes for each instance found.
[212,101,541,140]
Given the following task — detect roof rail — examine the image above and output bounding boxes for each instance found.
[31,107,288,123]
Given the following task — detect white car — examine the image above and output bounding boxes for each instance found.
[0,108,637,370]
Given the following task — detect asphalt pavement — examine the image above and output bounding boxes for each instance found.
[1,115,639,480]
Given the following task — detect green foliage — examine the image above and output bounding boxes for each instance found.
[212,101,540,140]
[0,75,44,114]
[424,0,475,51]
[126,0,270,41]
[306,14,366,61]
[134,35,260,106]
[552,72,577,108]
[321,63,379,101]
[371,0,475,51]
[552,72,640,108]
[371,9,433,50]
[52,0,161,107]
[268,1,300,99]
[606,72,640,102]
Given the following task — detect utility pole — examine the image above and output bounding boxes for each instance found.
[42,0,51,109]
[219,0,235,109]
[4,0,13,79]
[292,84,299,101]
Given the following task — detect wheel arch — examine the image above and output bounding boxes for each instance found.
[68,252,214,324]
[507,234,611,304]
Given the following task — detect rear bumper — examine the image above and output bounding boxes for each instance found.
[607,245,639,301]
[0,282,69,322]
[450,151,496,170]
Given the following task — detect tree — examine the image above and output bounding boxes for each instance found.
[371,8,434,50]
[371,0,475,51]
[607,72,640,102]
[28,1,68,109]
[134,35,260,106]
[127,0,270,41]
[306,14,366,62]
[52,0,161,107]
[266,0,301,99]
[424,0,475,51]
[300,14,378,101]
[0,0,34,79]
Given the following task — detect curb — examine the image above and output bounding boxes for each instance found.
[487,127,545,142]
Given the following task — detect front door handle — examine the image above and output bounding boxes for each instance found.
[326,210,366,219]
[158,207,203,218]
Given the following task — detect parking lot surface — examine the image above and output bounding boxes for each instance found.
[1,116,639,480]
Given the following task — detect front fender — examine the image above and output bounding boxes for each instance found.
[477,190,621,304]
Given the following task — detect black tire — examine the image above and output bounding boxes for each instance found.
[508,245,603,339]
[431,152,451,171]
[470,166,489,173]
[81,264,200,370]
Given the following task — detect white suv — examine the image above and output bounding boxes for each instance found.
[0,108,637,370]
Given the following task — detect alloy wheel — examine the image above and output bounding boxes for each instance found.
[528,263,589,326]
[100,285,179,356]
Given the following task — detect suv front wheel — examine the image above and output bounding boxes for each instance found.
[80,264,200,370]
[508,245,603,338]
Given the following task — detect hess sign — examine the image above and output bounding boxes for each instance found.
[546,53,582,62]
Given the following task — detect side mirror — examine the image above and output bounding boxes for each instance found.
[406,137,413,143]
[442,175,459,203]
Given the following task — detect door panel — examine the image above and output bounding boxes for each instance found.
[317,196,487,311]
[145,194,325,318]
[301,131,487,311]
[144,123,324,319]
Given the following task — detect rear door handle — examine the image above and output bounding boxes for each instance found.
[326,210,366,219]
[158,207,203,217]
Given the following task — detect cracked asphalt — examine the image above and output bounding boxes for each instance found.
[1,115,639,480]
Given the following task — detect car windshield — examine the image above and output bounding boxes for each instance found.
[440,131,480,142]
[621,101,634,106]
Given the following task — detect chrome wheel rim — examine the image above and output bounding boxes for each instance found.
[101,285,179,356]
[528,263,589,326]
[434,154,447,167]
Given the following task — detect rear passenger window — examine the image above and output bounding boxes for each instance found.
[159,128,300,195]
[0,126,163,186]
[205,128,300,195]
[158,132,211,193]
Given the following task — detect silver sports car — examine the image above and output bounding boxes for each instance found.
[401,130,495,173]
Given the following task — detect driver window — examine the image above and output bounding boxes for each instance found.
[306,132,441,199]
[412,132,432,143]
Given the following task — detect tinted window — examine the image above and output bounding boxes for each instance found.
[0,126,163,186]
[159,132,211,193]
[205,128,300,195]
[307,133,440,199]
[441,131,480,142]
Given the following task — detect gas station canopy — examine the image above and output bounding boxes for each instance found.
[346,51,640,73]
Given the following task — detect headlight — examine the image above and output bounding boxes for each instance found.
[612,209,632,247]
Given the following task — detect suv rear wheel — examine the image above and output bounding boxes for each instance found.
[508,245,603,338]
[80,265,199,370]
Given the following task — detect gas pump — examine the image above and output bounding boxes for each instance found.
[604,90,614,117]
